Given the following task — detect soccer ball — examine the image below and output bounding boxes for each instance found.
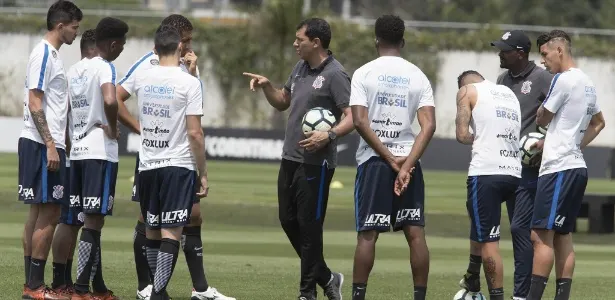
[453,289,487,300]
[302,107,337,134]
[537,124,549,135]
[519,132,545,165]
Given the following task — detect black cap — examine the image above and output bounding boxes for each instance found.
[490,30,531,53]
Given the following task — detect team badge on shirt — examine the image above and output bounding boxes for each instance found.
[521,81,532,94]
[312,75,325,89]
[150,59,159,65]
[52,50,57,59]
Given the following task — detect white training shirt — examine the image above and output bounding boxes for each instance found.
[119,51,200,95]
[539,68,600,176]
[66,56,119,162]
[20,39,69,149]
[132,65,203,171]
[468,80,522,177]
[349,56,435,166]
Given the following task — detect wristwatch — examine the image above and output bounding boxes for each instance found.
[328,130,337,141]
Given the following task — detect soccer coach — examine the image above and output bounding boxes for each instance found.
[492,30,553,300]
[243,18,353,300]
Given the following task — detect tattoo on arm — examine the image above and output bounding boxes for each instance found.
[484,256,497,289]
[455,87,474,144]
[31,109,53,144]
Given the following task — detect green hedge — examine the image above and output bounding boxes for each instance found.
[3,13,613,126]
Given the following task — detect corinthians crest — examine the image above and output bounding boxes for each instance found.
[521,81,532,94]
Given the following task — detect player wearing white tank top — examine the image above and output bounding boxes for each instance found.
[455,70,522,300]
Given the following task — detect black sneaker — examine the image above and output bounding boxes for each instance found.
[323,272,344,300]
[459,273,481,293]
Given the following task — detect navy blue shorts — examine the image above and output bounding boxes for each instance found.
[467,175,519,243]
[532,168,588,234]
[139,166,197,229]
[18,138,67,205]
[354,157,425,232]
[70,159,118,216]
[133,155,200,205]
[59,163,83,226]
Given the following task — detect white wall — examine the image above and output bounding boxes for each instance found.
[0,33,225,126]
[1,33,613,147]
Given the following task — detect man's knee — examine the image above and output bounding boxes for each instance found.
[188,203,202,227]
[83,214,105,231]
[38,203,61,221]
[403,225,426,242]
[357,230,379,244]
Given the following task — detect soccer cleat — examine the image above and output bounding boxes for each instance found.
[136,285,152,300]
[50,285,73,299]
[298,297,316,300]
[459,273,481,293]
[22,285,70,300]
[323,272,344,300]
[191,287,236,300]
[511,297,526,300]
[91,290,119,300]
[70,292,95,300]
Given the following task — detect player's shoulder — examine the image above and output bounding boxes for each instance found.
[29,40,49,58]
[496,70,508,84]
[129,51,158,71]
[67,58,87,74]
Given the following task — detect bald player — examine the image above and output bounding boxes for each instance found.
[526,30,605,300]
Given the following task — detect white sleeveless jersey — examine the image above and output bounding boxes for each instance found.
[468,80,522,177]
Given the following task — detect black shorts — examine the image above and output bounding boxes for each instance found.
[467,175,519,243]
[70,159,118,216]
[354,157,425,232]
[18,138,67,205]
[532,168,588,234]
[139,166,197,229]
[59,163,83,226]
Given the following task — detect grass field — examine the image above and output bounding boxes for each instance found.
[2,153,615,299]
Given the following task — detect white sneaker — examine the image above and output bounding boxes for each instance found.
[136,284,153,300]
[512,298,526,300]
[191,287,236,300]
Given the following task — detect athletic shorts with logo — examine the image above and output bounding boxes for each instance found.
[18,138,67,205]
[532,168,588,234]
[467,175,519,243]
[354,157,425,232]
[139,166,197,229]
[70,159,118,216]
[132,154,200,204]
[60,161,84,226]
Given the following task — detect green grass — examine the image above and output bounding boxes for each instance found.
[1,153,614,299]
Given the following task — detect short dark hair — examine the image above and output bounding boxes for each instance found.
[537,33,550,49]
[375,15,405,45]
[457,70,484,88]
[548,29,571,44]
[80,29,96,52]
[46,0,83,31]
[155,25,181,56]
[296,18,331,49]
[95,17,129,43]
[160,14,193,35]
